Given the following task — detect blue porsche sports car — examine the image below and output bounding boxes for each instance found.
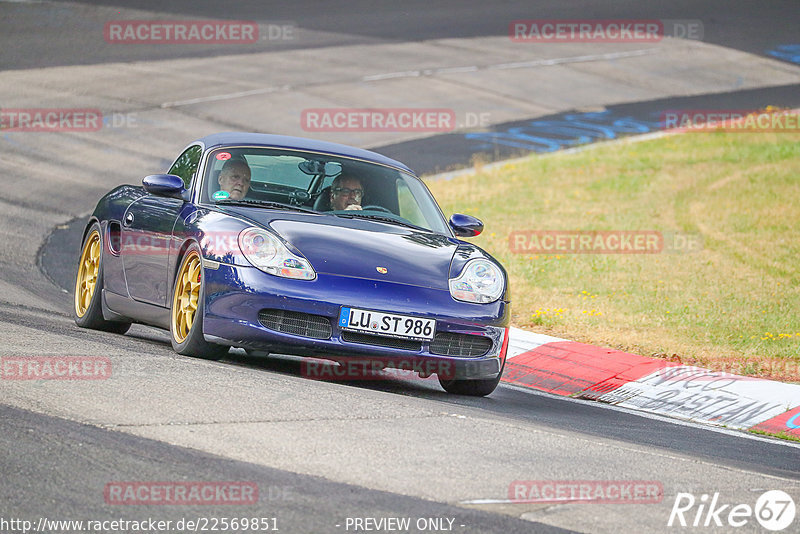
[74,133,510,395]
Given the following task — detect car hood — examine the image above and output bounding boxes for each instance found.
[268,217,457,289]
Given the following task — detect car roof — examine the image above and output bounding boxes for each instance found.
[195,132,415,175]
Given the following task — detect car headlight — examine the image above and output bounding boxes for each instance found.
[449,258,504,303]
[238,227,316,280]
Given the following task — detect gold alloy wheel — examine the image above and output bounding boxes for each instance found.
[74,230,101,317]
[171,251,202,344]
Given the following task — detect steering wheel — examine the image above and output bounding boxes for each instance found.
[361,205,392,214]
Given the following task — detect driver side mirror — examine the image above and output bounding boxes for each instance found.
[449,213,483,237]
[143,174,187,200]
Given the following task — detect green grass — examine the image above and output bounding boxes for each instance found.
[749,428,800,443]
[426,131,800,382]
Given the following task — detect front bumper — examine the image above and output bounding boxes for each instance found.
[202,263,509,380]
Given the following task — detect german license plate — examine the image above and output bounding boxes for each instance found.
[339,307,435,341]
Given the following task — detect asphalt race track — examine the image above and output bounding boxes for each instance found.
[1,2,800,533]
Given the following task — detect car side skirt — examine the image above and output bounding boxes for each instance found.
[103,289,170,329]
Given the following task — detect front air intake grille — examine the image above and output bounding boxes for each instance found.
[341,331,422,351]
[430,332,493,358]
[258,309,332,340]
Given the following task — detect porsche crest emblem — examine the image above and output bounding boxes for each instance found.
[376,266,388,274]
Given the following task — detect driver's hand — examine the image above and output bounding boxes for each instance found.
[344,204,362,210]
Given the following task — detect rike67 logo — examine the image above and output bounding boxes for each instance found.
[668,490,795,531]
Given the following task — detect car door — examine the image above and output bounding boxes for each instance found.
[121,145,201,307]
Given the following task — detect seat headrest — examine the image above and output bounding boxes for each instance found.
[209,169,221,197]
[314,186,332,211]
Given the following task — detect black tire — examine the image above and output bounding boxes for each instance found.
[438,361,505,397]
[73,222,131,335]
[169,244,229,360]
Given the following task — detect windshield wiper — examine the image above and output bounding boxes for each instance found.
[335,212,429,232]
[215,199,319,214]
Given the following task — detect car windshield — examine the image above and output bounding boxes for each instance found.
[201,146,450,234]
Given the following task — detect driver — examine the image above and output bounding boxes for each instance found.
[329,174,364,211]
[218,159,251,200]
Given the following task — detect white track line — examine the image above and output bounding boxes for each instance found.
[363,48,658,81]
[161,85,292,108]
[162,48,659,108]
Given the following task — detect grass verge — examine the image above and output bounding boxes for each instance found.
[426,130,800,382]
[749,428,800,443]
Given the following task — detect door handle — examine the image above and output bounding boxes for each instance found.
[124,212,134,226]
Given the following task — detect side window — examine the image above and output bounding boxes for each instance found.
[396,179,426,226]
[168,145,202,187]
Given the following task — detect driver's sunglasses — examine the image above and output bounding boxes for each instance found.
[332,187,363,199]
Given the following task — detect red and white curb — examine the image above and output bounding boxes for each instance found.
[503,327,800,439]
